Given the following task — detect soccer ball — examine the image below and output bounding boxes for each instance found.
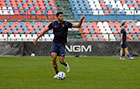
[31,53,35,57]
[57,72,66,80]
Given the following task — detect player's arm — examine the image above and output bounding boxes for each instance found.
[33,28,49,45]
[120,33,123,45]
[72,15,85,28]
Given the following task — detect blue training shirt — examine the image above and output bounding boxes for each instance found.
[48,21,73,43]
[120,28,126,42]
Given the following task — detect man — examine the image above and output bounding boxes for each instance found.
[120,22,134,60]
[33,12,85,78]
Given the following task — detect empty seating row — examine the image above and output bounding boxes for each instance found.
[0,21,53,34]
[80,21,140,41]
[0,21,139,41]
[0,34,54,41]
[69,0,140,20]
[0,0,58,15]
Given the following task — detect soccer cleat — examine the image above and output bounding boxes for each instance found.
[53,74,58,79]
[128,57,134,60]
[120,58,125,60]
[66,62,70,72]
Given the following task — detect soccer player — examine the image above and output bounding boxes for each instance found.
[120,22,134,60]
[33,12,85,78]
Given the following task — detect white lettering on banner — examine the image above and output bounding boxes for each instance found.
[65,45,92,52]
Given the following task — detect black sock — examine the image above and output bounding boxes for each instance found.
[65,63,67,66]
[56,71,59,74]
[61,62,67,66]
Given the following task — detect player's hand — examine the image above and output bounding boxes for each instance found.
[120,41,123,45]
[33,39,38,45]
[129,37,133,41]
[81,14,85,20]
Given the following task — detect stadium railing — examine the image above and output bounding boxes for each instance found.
[73,9,140,20]
[0,9,57,21]
[0,9,140,20]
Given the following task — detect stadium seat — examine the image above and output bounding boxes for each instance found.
[69,0,140,20]
[0,21,139,41]
[79,21,140,41]
[0,34,8,41]
[0,0,58,20]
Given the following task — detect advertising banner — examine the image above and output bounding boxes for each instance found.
[0,42,139,56]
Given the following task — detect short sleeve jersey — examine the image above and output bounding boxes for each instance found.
[48,21,73,43]
[120,28,126,42]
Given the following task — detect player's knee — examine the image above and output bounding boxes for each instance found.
[52,57,57,61]
[53,64,57,68]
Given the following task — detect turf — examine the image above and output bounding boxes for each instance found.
[0,57,139,89]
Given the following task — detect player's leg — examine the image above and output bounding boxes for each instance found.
[51,52,59,78]
[59,56,67,66]
[124,47,134,59]
[120,48,125,60]
[51,42,59,78]
[51,52,58,74]
[59,56,70,72]
[58,43,70,72]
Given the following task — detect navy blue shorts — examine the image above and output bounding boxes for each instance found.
[121,41,128,48]
[51,42,65,57]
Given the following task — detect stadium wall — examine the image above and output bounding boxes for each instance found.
[0,42,139,57]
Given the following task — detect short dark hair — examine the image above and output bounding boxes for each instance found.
[56,12,63,17]
[121,22,126,26]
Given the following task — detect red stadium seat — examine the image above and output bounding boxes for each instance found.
[87,37,93,41]
[33,25,38,29]
[30,7,34,10]
[40,6,46,10]
[14,28,22,34]
[104,11,109,15]
[134,4,138,8]
[25,11,31,15]
[14,31,18,34]
[36,11,42,15]
[99,37,104,41]
[108,22,113,27]
[87,25,92,29]
[92,34,97,38]
[17,1,21,4]
[83,28,89,34]
[11,25,16,29]
[82,22,86,26]
[127,34,132,38]
[49,1,56,5]
[138,34,140,39]
[37,22,42,26]
[19,7,23,10]
[138,1,140,5]
[3,22,8,25]
[23,4,28,8]
[0,25,4,29]
[25,31,31,34]
[27,1,32,4]
[15,22,19,25]
[128,4,133,8]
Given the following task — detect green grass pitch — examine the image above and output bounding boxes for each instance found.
[0,57,139,89]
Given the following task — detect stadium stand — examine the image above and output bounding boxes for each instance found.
[0,21,139,41]
[55,0,74,19]
[0,0,58,20]
[0,0,139,42]
[80,21,140,41]
[0,21,82,41]
[69,0,140,20]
